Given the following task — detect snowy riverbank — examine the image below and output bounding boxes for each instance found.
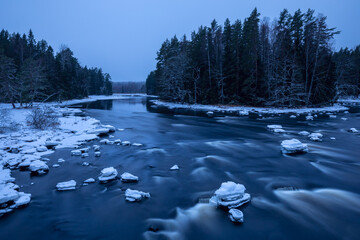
[150,100,349,115]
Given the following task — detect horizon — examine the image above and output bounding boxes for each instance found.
[0,0,359,82]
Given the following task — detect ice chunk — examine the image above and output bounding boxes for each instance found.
[229,209,244,223]
[71,150,82,156]
[281,139,308,154]
[309,133,323,141]
[81,153,89,158]
[94,151,101,157]
[122,141,131,146]
[56,180,76,191]
[298,131,310,136]
[93,145,100,151]
[82,162,89,166]
[209,181,251,209]
[29,160,49,175]
[58,158,65,163]
[170,165,179,170]
[98,167,118,183]
[0,183,19,204]
[100,139,110,144]
[52,164,60,168]
[289,115,297,119]
[102,125,116,132]
[125,189,150,202]
[121,172,139,182]
[132,143,143,147]
[273,128,285,133]
[330,137,336,140]
[11,192,31,208]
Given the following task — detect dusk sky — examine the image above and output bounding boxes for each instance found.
[1,0,359,82]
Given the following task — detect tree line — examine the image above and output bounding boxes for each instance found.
[0,29,112,108]
[146,8,360,107]
[112,81,146,93]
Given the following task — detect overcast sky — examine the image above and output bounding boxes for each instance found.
[0,0,359,82]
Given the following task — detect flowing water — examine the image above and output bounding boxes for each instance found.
[1,96,360,240]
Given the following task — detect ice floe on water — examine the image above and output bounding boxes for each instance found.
[170,165,179,170]
[308,132,323,142]
[281,139,308,154]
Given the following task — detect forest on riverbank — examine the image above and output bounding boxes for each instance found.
[146,8,360,107]
[0,29,112,107]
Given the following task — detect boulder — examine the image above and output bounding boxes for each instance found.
[29,160,49,175]
[121,172,139,182]
[94,151,101,157]
[229,209,244,223]
[349,128,359,133]
[71,150,82,156]
[36,146,48,152]
[309,133,323,141]
[84,178,95,184]
[93,145,101,151]
[298,131,310,136]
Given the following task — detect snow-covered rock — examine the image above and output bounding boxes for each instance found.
[100,139,111,144]
[330,137,336,140]
[122,141,131,146]
[121,172,139,182]
[341,117,348,121]
[273,128,285,133]
[29,160,49,175]
[87,128,110,136]
[170,165,179,170]
[132,143,143,147]
[306,115,314,121]
[52,164,60,168]
[329,115,337,118]
[102,125,116,132]
[79,147,90,153]
[281,139,308,154]
[10,192,31,208]
[94,151,101,157]
[206,111,214,117]
[209,181,251,209]
[82,162,89,166]
[71,150,82,156]
[114,139,122,145]
[267,125,282,130]
[289,115,297,119]
[98,167,118,183]
[229,209,244,223]
[58,158,65,163]
[44,141,59,149]
[56,180,76,191]
[81,153,89,158]
[125,189,150,202]
[93,145,100,151]
[84,178,95,184]
[349,128,359,133]
[36,146,48,152]
[298,131,310,136]
[309,133,323,141]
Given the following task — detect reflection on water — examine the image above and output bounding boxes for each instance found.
[1,97,360,240]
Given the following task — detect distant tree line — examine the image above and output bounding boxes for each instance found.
[0,29,112,108]
[112,81,146,93]
[146,8,360,107]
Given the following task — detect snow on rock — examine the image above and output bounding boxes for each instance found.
[58,158,65,163]
[281,139,308,154]
[298,131,310,136]
[206,111,214,117]
[209,181,251,209]
[56,180,76,191]
[170,165,180,170]
[229,208,244,223]
[122,141,131,146]
[81,153,89,158]
[98,167,118,183]
[125,189,150,202]
[349,128,359,133]
[11,192,31,208]
[94,151,101,157]
[44,141,59,149]
[114,139,122,145]
[132,143,143,147]
[341,117,348,121]
[102,125,116,132]
[330,137,336,140]
[100,139,111,145]
[306,115,314,121]
[84,178,95,184]
[36,146,48,152]
[273,128,285,133]
[52,164,60,168]
[0,182,31,215]
[121,172,139,183]
[71,150,82,156]
[309,133,323,141]
[329,115,337,118]
[289,115,297,119]
[29,160,49,175]
[93,145,100,151]
[87,128,110,136]
[267,125,282,130]
[82,162,89,166]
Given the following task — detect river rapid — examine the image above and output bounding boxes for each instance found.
[1,96,360,240]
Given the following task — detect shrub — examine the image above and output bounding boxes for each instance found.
[27,106,59,129]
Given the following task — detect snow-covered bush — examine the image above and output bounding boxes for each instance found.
[26,106,59,129]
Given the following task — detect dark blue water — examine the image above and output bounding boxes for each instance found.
[1,97,360,240]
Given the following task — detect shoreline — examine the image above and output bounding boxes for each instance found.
[150,99,350,115]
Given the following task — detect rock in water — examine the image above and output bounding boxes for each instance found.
[56,180,76,191]
[125,189,150,202]
[121,172,139,182]
[98,167,118,183]
[170,165,179,170]
[349,128,359,133]
[100,139,111,144]
[281,139,308,154]
[71,150,82,156]
[267,125,282,130]
[229,209,244,223]
[36,146,47,152]
[309,133,323,141]
[206,111,214,117]
[94,151,101,157]
[29,160,49,175]
[209,181,251,209]
[84,178,95,184]
[298,131,310,136]
[306,115,314,121]
[93,145,101,151]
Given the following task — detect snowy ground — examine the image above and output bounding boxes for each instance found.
[0,94,141,216]
[150,100,349,115]
[337,97,360,104]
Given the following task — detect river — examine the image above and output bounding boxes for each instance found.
[1,96,360,240]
